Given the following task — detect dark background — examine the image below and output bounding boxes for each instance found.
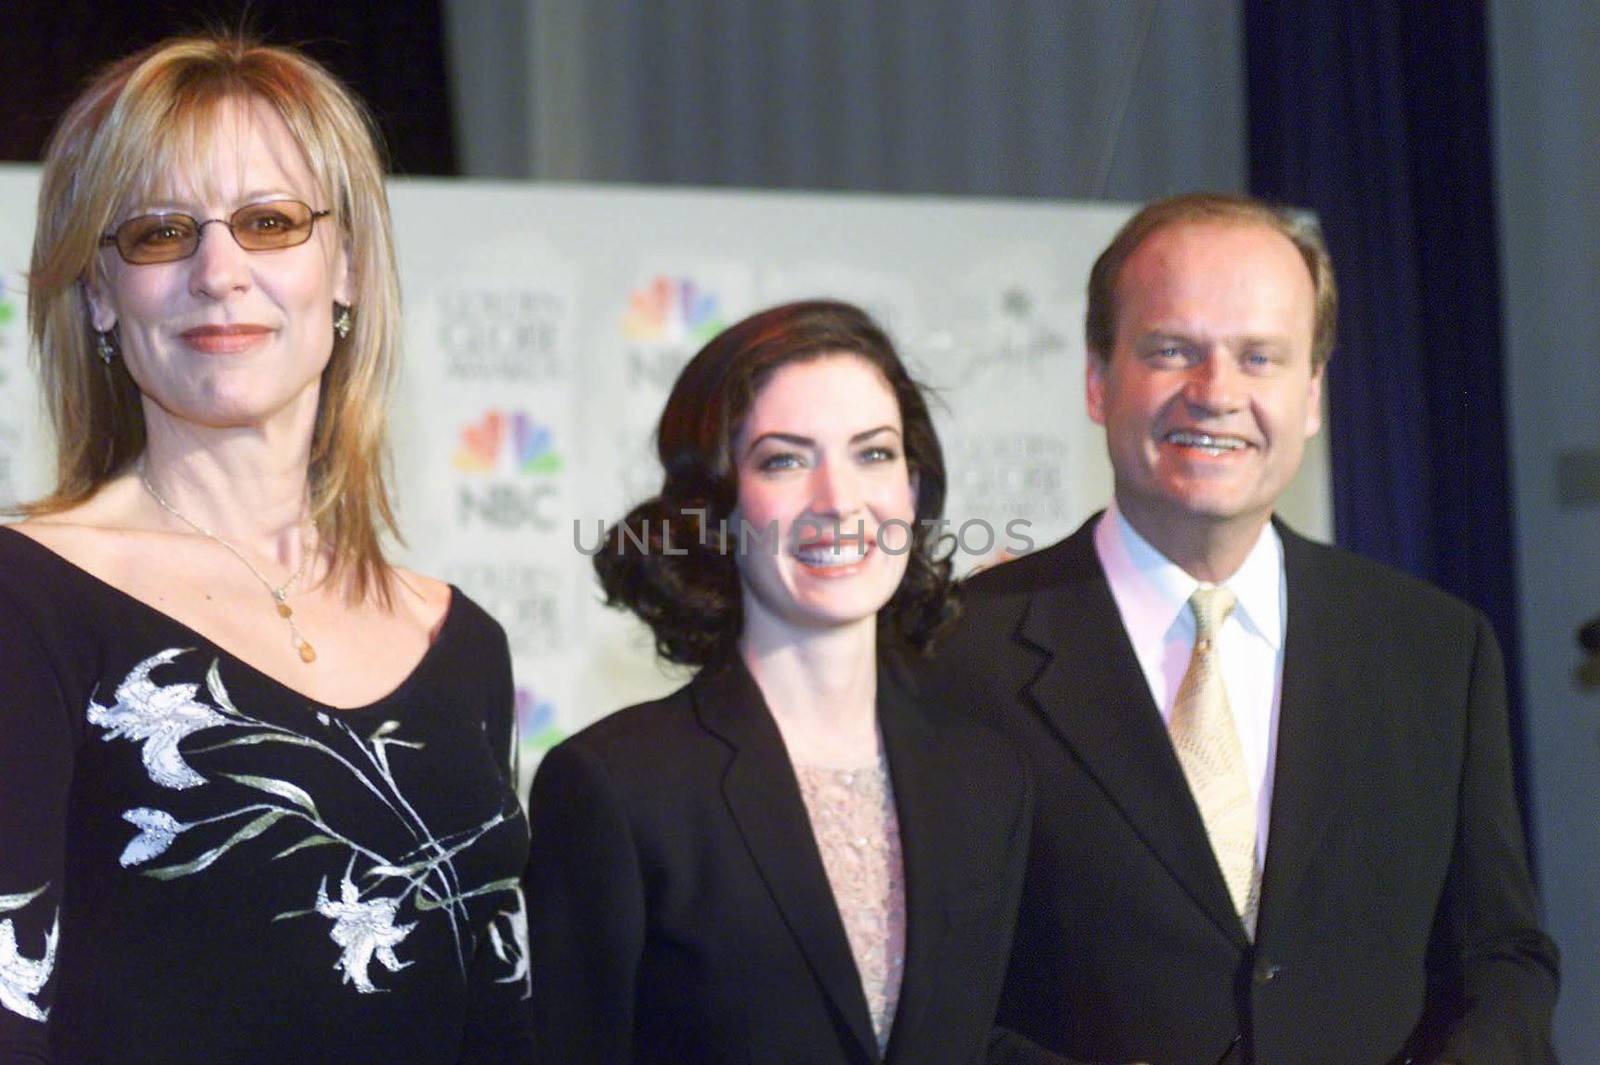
[1,0,455,175]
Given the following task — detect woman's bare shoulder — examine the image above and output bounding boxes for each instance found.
[8,488,154,573]
[388,566,455,640]
[13,476,144,541]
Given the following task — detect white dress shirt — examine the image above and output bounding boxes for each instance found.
[1093,502,1286,866]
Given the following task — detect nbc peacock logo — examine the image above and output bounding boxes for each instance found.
[621,275,725,345]
[452,410,562,476]
[516,687,564,762]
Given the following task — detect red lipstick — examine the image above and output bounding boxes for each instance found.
[181,324,273,354]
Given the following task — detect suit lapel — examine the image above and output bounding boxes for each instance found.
[1019,520,1249,947]
[1256,525,1374,939]
[692,660,880,1061]
[875,655,946,1056]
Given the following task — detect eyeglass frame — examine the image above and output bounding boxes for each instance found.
[97,199,333,265]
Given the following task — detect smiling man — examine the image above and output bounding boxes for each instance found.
[935,194,1559,1065]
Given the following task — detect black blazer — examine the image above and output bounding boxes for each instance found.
[523,653,1039,1064]
[934,516,1559,1065]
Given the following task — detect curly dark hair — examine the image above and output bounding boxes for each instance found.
[594,300,958,666]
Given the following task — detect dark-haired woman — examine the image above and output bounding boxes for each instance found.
[525,301,1051,1064]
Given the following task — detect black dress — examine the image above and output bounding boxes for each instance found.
[0,526,532,1064]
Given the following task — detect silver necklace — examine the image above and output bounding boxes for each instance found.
[140,468,319,664]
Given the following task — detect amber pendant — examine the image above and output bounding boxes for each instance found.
[298,642,317,664]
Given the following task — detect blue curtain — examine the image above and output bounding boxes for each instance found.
[1243,2,1530,823]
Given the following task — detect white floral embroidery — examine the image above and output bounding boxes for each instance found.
[315,870,416,993]
[87,648,226,789]
[0,886,57,1023]
[89,649,526,996]
[488,886,530,997]
[119,808,188,867]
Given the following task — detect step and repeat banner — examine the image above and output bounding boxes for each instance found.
[0,166,1332,793]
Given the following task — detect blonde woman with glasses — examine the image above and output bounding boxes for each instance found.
[0,36,531,1063]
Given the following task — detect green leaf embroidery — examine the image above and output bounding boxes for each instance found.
[414,877,520,911]
[189,732,326,755]
[221,773,321,817]
[364,857,436,880]
[144,809,288,880]
[205,660,241,716]
[273,834,341,861]
[272,905,319,923]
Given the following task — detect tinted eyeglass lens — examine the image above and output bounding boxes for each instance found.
[110,200,319,264]
[115,215,201,264]
[231,200,315,250]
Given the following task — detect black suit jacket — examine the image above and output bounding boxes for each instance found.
[932,516,1559,1065]
[523,653,1041,1064]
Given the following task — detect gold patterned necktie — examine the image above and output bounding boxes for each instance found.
[1169,586,1261,937]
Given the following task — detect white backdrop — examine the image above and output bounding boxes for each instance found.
[0,166,1332,792]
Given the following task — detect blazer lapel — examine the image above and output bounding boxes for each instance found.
[692,660,880,1061]
[874,656,947,1056]
[1256,524,1375,940]
[1019,520,1249,947]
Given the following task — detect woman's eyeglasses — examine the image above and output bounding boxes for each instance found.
[99,200,331,265]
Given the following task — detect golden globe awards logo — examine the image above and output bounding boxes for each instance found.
[444,560,564,657]
[436,287,567,384]
[452,410,563,531]
[952,432,1070,523]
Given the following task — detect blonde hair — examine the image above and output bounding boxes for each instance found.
[26,34,403,604]
[1085,192,1338,370]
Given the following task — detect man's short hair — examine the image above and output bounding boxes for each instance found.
[1085,192,1338,370]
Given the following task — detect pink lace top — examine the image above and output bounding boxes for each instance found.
[793,756,907,1052]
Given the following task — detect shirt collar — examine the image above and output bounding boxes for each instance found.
[1095,501,1285,650]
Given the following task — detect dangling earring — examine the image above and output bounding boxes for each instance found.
[95,330,118,365]
[333,303,353,341]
